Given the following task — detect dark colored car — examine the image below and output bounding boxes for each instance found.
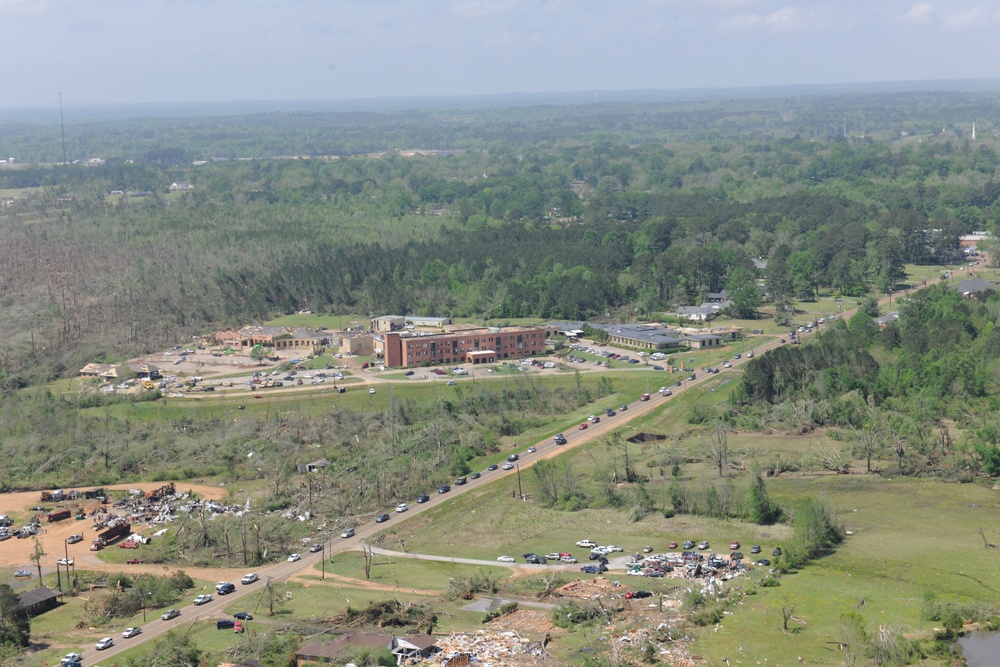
[487,464,499,471]
[507,454,519,462]
[580,565,602,574]
[375,513,390,523]
[525,554,548,564]
[756,559,772,566]
[416,494,430,503]
[454,477,467,485]
[750,545,762,554]
[217,619,235,629]
[619,404,628,411]
[404,370,415,376]
[605,410,616,416]
[437,485,451,494]
[731,552,744,560]
[652,365,664,370]
[470,472,481,479]
[773,547,783,557]
[233,612,254,620]
[683,540,696,549]
[626,590,653,599]
[217,582,236,595]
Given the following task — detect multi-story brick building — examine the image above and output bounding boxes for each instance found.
[374,326,547,368]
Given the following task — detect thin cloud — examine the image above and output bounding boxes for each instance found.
[942,7,989,30]
[0,0,48,17]
[450,0,518,19]
[721,6,821,33]
[902,2,933,22]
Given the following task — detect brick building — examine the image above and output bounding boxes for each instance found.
[375,326,547,368]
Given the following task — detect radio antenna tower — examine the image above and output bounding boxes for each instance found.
[59,92,67,165]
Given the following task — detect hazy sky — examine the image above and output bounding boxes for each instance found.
[3,0,999,108]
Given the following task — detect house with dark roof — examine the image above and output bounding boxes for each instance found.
[953,278,997,297]
[18,586,62,616]
[296,633,393,665]
[589,323,684,350]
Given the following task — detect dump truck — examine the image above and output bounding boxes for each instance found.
[40,489,65,502]
[90,522,131,550]
[46,509,72,523]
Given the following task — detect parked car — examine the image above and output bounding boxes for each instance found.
[241,573,259,584]
[374,513,390,523]
[560,555,578,563]
[756,559,772,566]
[341,528,355,538]
[731,552,744,560]
[627,569,646,577]
[234,611,254,620]
[576,539,597,548]
[626,590,653,599]
[525,554,547,564]
[580,565,603,574]
[95,637,115,650]
[682,540,696,549]
[750,545,762,554]
[194,594,213,605]
[217,619,235,629]
[162,609,181,620]
[697,541,710,550]
[773,547,783,556]
[729,541,741,550]
[668,541,678,549]
[497,555,515,563]
[122,627,142,638]
[234,621,244,633]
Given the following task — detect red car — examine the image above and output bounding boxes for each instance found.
[125,558,143,564]
[578,423,588,430]
[668,541,678,549]
[729,541,741,550]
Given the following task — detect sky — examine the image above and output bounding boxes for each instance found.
[2,0,1000,109]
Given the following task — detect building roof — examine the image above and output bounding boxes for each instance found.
[394,633,438,650]
[297,633,394,659]
[18,586,61,609]
[405,315,453,324]
[685,333,723,341]
[953,278,997,294]
[590,323,684,346]
[876,311,900,325]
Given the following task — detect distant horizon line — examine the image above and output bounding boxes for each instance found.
[3,77,1000,117]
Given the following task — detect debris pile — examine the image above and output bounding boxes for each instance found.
[486,609,555,634]
[553,577,618,599]
[429,631,554,667]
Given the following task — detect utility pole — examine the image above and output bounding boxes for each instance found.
[516,464,523,500]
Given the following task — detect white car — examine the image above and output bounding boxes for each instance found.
[560,556,578,563]
[95,637,115,650]
[576,539,597,548]
[56,558,73,566]
[61,653,83,665]
[241,573,259,585]
[395,503,409,513]
[527,447,537,453]
[604,545,623,553]
[497,555,515,563]
[122,627,142,638]
[288,553,301,562]
[627,569,647,576]
[502,462,515,470]
[193,594,212,605]
[369,388,376,394]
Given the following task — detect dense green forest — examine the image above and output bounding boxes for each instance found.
[1,90,999,387]
[731,284,1000,477]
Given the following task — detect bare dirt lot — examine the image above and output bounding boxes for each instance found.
[0,481,227,573]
